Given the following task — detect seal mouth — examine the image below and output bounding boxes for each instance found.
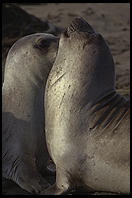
[66,17,95,37]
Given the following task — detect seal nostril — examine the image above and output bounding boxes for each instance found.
[68,17,95,34]
[63,29,70,38]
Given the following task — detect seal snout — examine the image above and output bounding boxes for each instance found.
[67,17,95,35]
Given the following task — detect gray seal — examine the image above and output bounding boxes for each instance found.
[44,17,130,195]
[2,33,59,194]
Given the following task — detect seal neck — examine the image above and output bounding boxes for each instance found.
[2,75,45,122]
[88,91,129,130]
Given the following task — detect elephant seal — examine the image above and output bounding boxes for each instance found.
[44,17,130,195]
[2,33,59,194]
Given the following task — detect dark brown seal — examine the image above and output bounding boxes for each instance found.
[2,33,59,194]
[44,17,130,195]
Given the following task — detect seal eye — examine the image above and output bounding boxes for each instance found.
[34,38,50,50]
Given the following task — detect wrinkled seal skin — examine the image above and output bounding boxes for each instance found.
[2,33,59,194]
[44,17,130,195]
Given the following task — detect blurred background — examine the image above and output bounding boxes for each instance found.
[2,3,130,195]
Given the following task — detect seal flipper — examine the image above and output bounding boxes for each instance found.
[3,156,50,194]
[17,168,50,194]
[41,184,71,195]
[41,167,71,195]
[17,157,50,194]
